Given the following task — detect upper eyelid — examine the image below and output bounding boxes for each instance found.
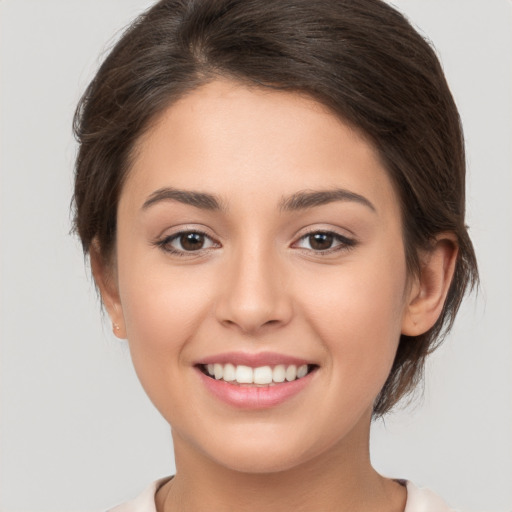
[292,227,357,243]
[163,230,220,246]
[165,229,214,239]
[293,231,356,248]
[294,224,356,239]
[156,225,219,241]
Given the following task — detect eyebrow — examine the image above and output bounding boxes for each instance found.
[141,186,376,213]
[142,187,225,211]
[279,188,376,213]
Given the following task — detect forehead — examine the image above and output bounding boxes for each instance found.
[123,79,399,218]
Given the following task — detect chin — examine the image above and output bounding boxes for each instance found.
[190,420,343,476]
[211,443,311,474]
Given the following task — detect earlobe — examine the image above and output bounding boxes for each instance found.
[401,234,459,336]
[90,241,127,339]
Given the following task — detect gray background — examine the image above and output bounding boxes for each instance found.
[1,1,510,511]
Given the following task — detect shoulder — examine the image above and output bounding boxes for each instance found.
[404,480,458,512]
[107,477,172,512]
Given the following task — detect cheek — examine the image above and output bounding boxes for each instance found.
[297,250,407,392]
[115,240,217,386]
[115,255,220,419]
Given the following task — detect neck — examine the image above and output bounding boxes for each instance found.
[157,415,406,512]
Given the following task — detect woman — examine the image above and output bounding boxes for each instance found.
[72,0,478,510]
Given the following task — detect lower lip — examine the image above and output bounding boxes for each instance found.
[196,368,316,409]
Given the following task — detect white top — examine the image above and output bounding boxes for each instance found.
[107,477,457,511]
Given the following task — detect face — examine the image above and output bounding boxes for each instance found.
[106,80,414,473]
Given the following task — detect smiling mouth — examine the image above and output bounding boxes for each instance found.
[198,363,318,386]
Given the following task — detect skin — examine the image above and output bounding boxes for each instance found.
[93,80,458,512]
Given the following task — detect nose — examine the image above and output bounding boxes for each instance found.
[215,243,293,335]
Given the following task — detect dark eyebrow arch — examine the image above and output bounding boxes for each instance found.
[279,188,376,213]
[142,187,225,211]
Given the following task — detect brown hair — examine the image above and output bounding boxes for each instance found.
[73,0,478,416]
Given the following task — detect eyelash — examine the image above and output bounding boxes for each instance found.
[294,229,357,254]
[154,230,218,257]
[154,229,357,257]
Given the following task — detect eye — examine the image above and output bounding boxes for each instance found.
[156,230,219,255]
[294,231,356,253]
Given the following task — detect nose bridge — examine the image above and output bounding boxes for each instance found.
[216,237,292,334]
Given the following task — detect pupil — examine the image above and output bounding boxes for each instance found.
[310,233,333,250]
[181,233,204,251]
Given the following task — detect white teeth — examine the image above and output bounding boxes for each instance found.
[214,363,223,380]
[297,364,308,378]
[253,366,273,384]
[204,363,312,384]
[285,365,297,381]
[272,364,286,383]
[223,363,236,382]
[235,365,253,384]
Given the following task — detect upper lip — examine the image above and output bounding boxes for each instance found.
[195,351,314,367]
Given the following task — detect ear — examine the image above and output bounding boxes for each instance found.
[401,233,459,336]
[90,240,127,339]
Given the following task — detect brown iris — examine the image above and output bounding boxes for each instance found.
[308,232,334,251]
[180,232,205,251]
